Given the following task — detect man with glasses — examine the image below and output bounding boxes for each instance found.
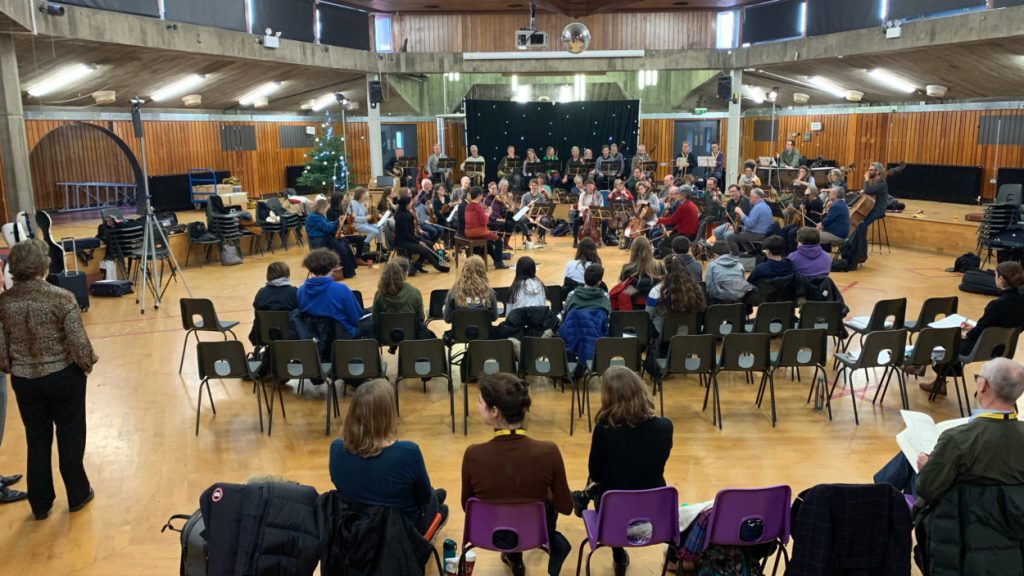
[873,357,1024,504]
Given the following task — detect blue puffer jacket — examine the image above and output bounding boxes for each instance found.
[558,308,608,363]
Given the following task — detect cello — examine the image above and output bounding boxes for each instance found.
[847,163,904,233]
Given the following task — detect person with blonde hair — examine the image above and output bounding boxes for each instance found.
[442,256,498,323]
[572,366,673,574]
[305,198,357,278]
[329,379,447,533]
[0,239,98,519]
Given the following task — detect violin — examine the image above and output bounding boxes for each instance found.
[338,213,355,239]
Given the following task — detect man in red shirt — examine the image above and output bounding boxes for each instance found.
[656,186,698,239]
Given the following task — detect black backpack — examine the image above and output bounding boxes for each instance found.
[959,269,1001,296]
[953,252,981,273]
[162,511,207,576]
[187,221,216,242]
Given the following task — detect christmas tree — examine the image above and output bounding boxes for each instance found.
[297,113,347,193]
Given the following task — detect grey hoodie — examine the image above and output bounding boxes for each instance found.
[705,254,752,303]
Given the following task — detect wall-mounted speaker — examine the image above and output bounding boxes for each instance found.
[717,76,732,101]
[368,80,384,107]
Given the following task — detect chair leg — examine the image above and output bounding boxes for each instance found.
[827,368,845,422]
[447,376,456,434]
[178,330,194,374]
[255,377,265,433]
[768,371,777,427]
[569,376,578,436]
[462,375,468,436]
[575,538,588,576]
[394,377,402,417]
[714,374,723,430]
[848,368,860,425]
[874,366,891,405]
[657,375,665,417]
[195,378,208,436]
[585,376,593,432]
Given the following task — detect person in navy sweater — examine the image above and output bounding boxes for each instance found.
[818,187,850,246]
[329,379,447,533]
[297,249,363,338]
[747,235,795,284]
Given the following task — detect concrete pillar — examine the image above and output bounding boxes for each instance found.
[726,69,743,187]
[366,75,383,180]
[0,35,35,216]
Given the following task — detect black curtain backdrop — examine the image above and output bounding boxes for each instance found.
[319,2,371,50]
[465,99,640,184]
[806,0,882,36]
[742,0,803,44]
[165,0,246,31]
[994,0,1024,7]
[252,0,315,42]
[55,0,159,17]
[887,0,985,20]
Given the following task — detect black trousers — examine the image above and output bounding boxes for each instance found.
[12,363,91,515]
[396,240,440,267]
[502,501,571,575]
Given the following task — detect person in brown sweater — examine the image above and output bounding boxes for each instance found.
[461,372,572,576]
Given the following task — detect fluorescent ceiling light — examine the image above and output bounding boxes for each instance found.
[311,93,338,112]
[511,74,518,92]
[867,68,917,93]
[807,76,846,98]
[512,84,532,103]
[743,85,765,104]
[464,50,645,61]
[557,85,573,103]
[573,74,586,101]
[239,82,281,106]
[26,64,97,97]
[150,74,206,102]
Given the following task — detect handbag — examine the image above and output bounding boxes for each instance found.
[219,244,243,266]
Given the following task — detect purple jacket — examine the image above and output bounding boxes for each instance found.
[787,244,831,278]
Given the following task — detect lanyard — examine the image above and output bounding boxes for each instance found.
[975,412,1017,421]
[493,428,526,438]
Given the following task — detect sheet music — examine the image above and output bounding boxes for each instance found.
[928,314,976,330]
[375,210,392,229]
[446,205,459,224]
[897,410,970,472]
[512,203,532,222]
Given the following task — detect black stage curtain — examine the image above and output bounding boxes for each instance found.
[149,171,230,212]
[464,99,640,184]
[887,0,985,20]
[886,163,981,205]
[994,0,1024,7]
[165,0,246,32]
[252,0,315,43]
[55,0,159,17]
[319,2,371,50]
[742,0,803,44]
[806,0,882,36]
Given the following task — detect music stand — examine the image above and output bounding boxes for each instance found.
[463,160,485,185]
[436,158,455,173]
[582,160,596,174]
[639,161,657,177]
[566,162,585,179]
[525,161,544,177]
[608,200,633,218]
[543,160,560,174]
[697,156,716,168]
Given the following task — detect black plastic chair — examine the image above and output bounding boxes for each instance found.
[179,298,239,374]
[425,289,448,327]
[195,341,264,435]
[770,328,828,413]
[351,290,366,313]
[609,310,652,375]
[904,297,958,342]
[843,298,906,351]
[655,334,717,418]
[546,285,563,315]
[520,337,575,395]
[703,303,745,339]
[943,326,1021,416]
[257,200,289,252]
[748,301,796,337]
[465,339,516,434]
[330,339,388,399]
[268,340,335,436]
[716,333,774,428]
[397,339,455,433]
[494,287,510,318]
[376,312,418,352]
[447,309,494,377]
[896,327,958,412]
[832,329,907,425]
[580,337,641,435]
[798,301,846,349]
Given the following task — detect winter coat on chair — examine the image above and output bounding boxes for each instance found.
[558,308,609,363]
[915,484,1024,576]
[200,481,320,576]
[494,306,559,340]
[317,490,434,576]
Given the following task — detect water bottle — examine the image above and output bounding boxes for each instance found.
[442,538,457,563]
[814,375,825,410]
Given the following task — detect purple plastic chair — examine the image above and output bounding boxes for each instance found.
[459,498,551,572]
[575,487,680,576]
[702,485,792,576]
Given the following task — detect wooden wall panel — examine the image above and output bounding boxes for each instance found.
[740,109,1024,199]
[391,11,716,53]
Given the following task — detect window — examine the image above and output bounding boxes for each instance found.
[716,11,738,49]
[374,14,393,53]
[800,2,807,35]
[395,131,404,149]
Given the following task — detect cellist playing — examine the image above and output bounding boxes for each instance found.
[572,178,605,249]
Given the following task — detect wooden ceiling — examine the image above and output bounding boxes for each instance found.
[15,37,364,112]
[334,0,759,15]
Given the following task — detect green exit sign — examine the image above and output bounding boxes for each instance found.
[694,107,708,115]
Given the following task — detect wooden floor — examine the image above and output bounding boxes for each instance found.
[0,228,1017,576]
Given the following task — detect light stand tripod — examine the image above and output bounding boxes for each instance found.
[131,99,192,313]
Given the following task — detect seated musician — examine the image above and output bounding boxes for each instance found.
[572,179,606,250]
[725,187,773,256]
[631,143,652,174]
[610,143,627,180]
[625,168,646,194]
[393,196,450,276]
[710,142,725,182]
[562,146,584,186]
[542,146,560,186]
[817,187,849,247]
[460,145,486,186]
[862,162,889,226]
[570,175,585,197]
[607,179,634,203]
[415,179,441,244]
[305,198,357,279]
[385,147,415,189]
[463,186,509,270]
[710,185,751,243]
[820,168,847,204]
[656,186,698,241]
[522,148,542,191]
[594,145,617,190]
[782,187,824,252]
[520,179,549,245]
[497,145,521,190]
[636,181,662,217]
[792,165,818,198]
[376,187,396,216]
[487,187,517,250]
[348,187,381,262]
[451,175,472,204]
[696,177,725,239]
[779,139,802,168]
[673,141,697,180]
[737,162,762,189]
[426,143,450,188]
